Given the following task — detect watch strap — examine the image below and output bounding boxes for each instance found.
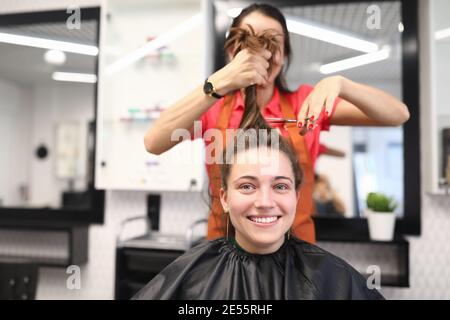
[204,78,224,99]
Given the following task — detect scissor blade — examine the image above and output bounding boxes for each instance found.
[266,118,297,123]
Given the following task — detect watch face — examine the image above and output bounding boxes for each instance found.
[203,81,213,94]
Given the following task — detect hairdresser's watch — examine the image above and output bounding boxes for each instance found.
[203,78,224,99]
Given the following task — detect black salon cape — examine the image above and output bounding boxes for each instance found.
[133,237,384,300]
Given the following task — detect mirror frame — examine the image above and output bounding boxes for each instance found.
[210,0,420,240]
[0,7,104,226]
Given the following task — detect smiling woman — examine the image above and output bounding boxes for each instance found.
[133,129,384,300]
[219,130,301,255]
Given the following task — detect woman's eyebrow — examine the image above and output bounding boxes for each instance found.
[233,176,293,183]
[274,176,293,183]
[233,175,257,183]
[262,28,283,34]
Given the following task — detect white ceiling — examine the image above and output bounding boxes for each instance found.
[0,0,100,15]
[280,2,402,86]
[0,1,402,89]
[0,20,98,86]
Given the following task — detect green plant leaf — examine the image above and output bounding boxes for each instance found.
[366,192,397,212]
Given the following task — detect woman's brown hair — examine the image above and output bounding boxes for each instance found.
[228,3,292,93]
[224,4,292,131]
[224,24,281,130]
[221,129,302,192]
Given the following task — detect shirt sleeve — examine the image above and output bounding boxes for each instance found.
[318,144,327,156]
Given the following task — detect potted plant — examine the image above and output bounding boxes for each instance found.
[365,192,398,241]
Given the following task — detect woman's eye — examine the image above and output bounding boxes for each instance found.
[274,184,289,191]
[239,183,255,191]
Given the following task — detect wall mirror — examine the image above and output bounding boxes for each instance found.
[209,0,420,239]
[0,7,104,225]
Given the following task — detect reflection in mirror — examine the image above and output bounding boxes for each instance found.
[284,1,404,218]
[433,0,450,189]
[218,1,404,218]
[0,14,98,210]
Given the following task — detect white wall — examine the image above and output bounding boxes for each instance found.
[0,77,94,208]
[433,0,450,176]
[0,77,31,206]
[29,83,94,207]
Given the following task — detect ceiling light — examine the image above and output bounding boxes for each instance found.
[44,49,66,65]
[285,15,379,53]
[227,8,242,18]
[435,28,450,41]
[320,46,390,74]
[398,22,404,33]
[0,31,98,55]
[52,72,97,83]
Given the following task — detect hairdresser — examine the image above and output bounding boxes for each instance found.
[143,3,410,244]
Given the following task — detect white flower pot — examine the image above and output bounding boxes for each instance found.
[365,209,396,241]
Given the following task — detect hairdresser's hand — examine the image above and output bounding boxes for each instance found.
[297,76,343,134]
[209,48,272,95]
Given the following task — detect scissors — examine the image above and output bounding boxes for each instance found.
[266,117,315,123]
[265,117,298,124]
[266,117,313,135]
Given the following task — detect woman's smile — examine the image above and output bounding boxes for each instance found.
[247,215,282,227]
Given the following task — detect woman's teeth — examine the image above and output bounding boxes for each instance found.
[248,216,279,224]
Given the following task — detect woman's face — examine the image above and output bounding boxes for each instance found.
[220,147,298,254]
[236,11,286,87]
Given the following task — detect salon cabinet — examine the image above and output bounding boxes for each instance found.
[421,0,450,195]
[318,237,409,288]
[95,0,207,192]
[0,222,89,267]
[0,223,87,299]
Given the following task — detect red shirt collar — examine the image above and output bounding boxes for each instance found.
[235,87,281,117]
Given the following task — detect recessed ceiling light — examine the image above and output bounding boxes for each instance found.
[52,72,97,83]
[227,8,242,18]
[286,15,379,53]
[435,28,450,41]
[320,46,390,74]
[44,49,66,65]
[0,32,98,55]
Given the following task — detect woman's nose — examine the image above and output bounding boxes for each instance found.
[254,188,275,208]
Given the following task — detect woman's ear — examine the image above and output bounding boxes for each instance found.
[220,187,229,212]
[273,50,281,65]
